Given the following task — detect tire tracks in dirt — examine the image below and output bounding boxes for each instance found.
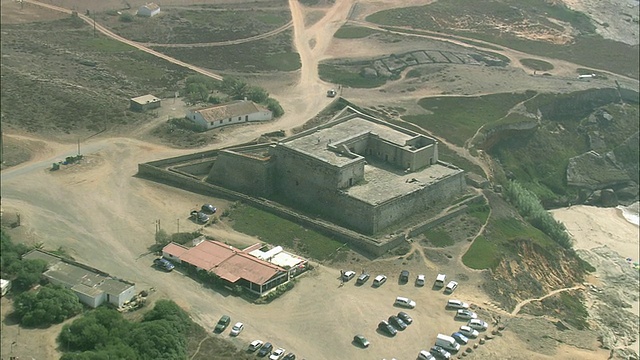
[510,285,585,316]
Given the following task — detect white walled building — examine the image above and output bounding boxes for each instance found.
[187,100,272,131]
[138,3,160,17]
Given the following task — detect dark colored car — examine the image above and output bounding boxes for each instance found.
[430,346,451,360]
[153,258,174,271]
[399,270,409,283]
[353,334,370,348]
[356,273,370,285]
[257,342,273,357]
[214,315,230,333]
[283,353,296,360]
[378,320,397,336]
[190,210,210,224]
[388,315,407,330]
[201,204,217,214]
[397,311,413,325]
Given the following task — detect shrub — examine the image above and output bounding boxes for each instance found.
[503,180,572,248]
[265,98,284,118]
[119,13,134,22]
[15,284,83,327]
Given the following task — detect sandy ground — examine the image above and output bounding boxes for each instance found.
[552,205,640,260]
[1,0,639,359]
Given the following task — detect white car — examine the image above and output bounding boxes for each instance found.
[416,274,425,286]
[230,322,244,336]
[418,350,435,360]
[394,296,416,309]
[456,309,477,320]
[446,299,469,309]
[342,270,356,281]
[468,319,489,331]
[373,274,387,287]
[459,325,479,338]
[248,339,264,352]
[270,348,286,360]
[445,280,458,294]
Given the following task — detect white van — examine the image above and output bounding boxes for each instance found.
[435,334,460,352]
[435,274,446,288]
[394,296,416,309]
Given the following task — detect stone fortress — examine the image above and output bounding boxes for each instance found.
[207,107,466,235]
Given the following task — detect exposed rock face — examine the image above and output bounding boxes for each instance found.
[566,151,631,190]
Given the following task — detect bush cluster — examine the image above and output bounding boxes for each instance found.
[0,229,48,293]
[503,180,573,249]
[59,300,193,360]
[14,284,83,327]
[254,281,295,304]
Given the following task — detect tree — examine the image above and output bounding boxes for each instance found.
[128,320,187,360]
[247,86,269,103]
[15,284,83,327]
[265,98,284,118]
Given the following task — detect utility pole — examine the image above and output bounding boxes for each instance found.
[77,138,80,156]
[93,11,96,37]
[176,218,180,233]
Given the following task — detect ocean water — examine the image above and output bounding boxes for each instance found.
[618,201,640,227]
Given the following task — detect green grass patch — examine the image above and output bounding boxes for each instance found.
[425,229,454,247]
[462,236,499,269]
[520,58,554,71]
[467,202,490,224]
[318,63,388,88]
[263,52,302,71]
[77,37,135,52]
[402,92,536,147]
[227,203,344,261]
[334,25,379,39]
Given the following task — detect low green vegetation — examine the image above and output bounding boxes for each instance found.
[462,236,498,269]
[504,180,572,248]
[467,202,490,224]
[318,63,388,88]
[425,229,454,247]
[14,284,83,327]
[367,0,638,79]
[519,58,554,71]
[153,30,300,73]
[334,25,380,39]
[402,92,536,147]
[227,203,344,261]
[100,4,291,44]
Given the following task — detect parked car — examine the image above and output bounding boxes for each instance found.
[458,325,479,338]
[201,204,217,214]
[397,311,413,325]
[445,281,458,294]
[230,322,244,336]
[451,332,469,345]
[435,273,446,288]
[257,342,273,357]
[356,273,370,285]
[446,299,469,309]
[378,320,397,336]
[342,270,356,281]
[416,274,425,286]
[399,270,409,283]
[418,350,436,360]
[153,258,174,271]
[456,309,477,320]
[468,319,488,331]
[327,89,337,97]
[248,339,264,352]
[388,315,407,330]
[430,345,451,360]
[270,347,286,360]
[394,296,416,309]
[283,353,296,360]
[190,210,210,224]
[214,315,230,333]
[353,334,370,348]
[373,275,387,287]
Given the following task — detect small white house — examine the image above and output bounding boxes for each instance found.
[577,73,596,80]
[187,100,273,131]
[138,3,160,17]
[1,279,10,296]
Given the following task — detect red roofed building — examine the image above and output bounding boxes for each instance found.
[162,239,305,296]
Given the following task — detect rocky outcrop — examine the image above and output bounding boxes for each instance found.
[473,118,539,151]
[566,151,631,190]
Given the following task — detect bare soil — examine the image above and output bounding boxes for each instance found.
[1,0,638,359]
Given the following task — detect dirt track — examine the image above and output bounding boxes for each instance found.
[1,0,638,359]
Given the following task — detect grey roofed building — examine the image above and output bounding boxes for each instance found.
[22,249,136,308]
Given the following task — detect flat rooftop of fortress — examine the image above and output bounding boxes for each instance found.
[346,162,462,205]
[281,116,418,167]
